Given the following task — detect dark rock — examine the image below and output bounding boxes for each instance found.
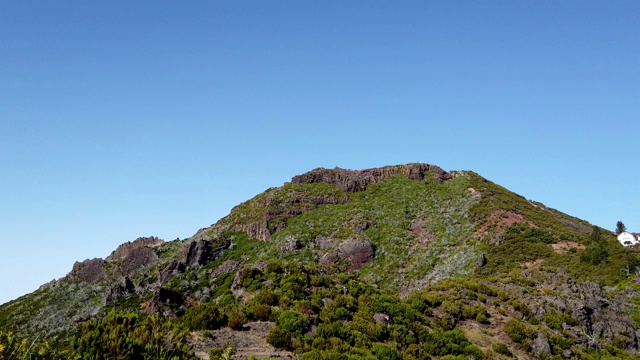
[476,253,487,268]
[106,277,136,303]
[120,247,159,276]
[69,258,106,283]
[106,236,163,261]
[146,288,183,315]
[181,239,229,267]
[212,260,240,277]
[292,163,452,193]
[320,237,374,270]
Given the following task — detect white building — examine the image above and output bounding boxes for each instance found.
[617,231,639,246]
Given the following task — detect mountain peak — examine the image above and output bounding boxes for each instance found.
[291,163,452,192]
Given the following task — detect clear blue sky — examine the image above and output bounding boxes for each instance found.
[1,1,638,305]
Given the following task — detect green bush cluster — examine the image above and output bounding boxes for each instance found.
[71,310,196,360]
[213,260,486,359]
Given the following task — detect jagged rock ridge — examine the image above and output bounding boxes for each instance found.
[292,163,452,192]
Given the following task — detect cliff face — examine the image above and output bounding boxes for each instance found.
[291,163,452,192]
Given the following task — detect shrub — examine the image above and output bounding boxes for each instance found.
[182,302,226,330]
[252,304,272,321]
[254,290,279,306]
[492,342,511,356]
[267,327,292,349]
[226,306,247,330]
[372,343,400,360]
[276,310,311,337]
[504,319,536,343]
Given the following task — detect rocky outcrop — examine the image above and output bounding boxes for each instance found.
[280,235,301,254]
[181,238,229,267]
[145,288,184,316]
[532,331,552,357]
[106,277,136,303]
[212,260,240,277]
[319,237,374,270]
[69,258,106,283]
[106,236,163,261]
[564,282,638,351]
[119,247,159,276]
[292,163,452,192]
[235,221,271,242]
[159,260,186,282]
[516,270,639,354]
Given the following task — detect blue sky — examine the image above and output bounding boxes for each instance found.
[1,1,638,305]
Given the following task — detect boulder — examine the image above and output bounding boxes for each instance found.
[373,313,391,325]
[476,253,487,268]
[532,331,551,357]
[320,237,374,270]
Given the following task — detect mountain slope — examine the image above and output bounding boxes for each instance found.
[1,163,639,359]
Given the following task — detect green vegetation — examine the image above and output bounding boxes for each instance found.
[71,310,196,360]
[2,165,640,359]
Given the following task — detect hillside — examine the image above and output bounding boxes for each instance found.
[1,163,640,359]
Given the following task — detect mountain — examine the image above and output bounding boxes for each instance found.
[1,163,639,359]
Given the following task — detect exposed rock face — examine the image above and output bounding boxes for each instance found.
[235,221,270,242]
[106,277,136,303]
[181,239,229,267]
[120,247,159,276]
[564,282,638,351]
[292,163,451,192]
[519,270,639,353]
[159,260,186,282]
[532,331,552,357]
[280,235,301,254]
[106,236,163,261]
[212,260,240,277]
[69,258,106,283]
[320,237,374,270]
[145,288,183,316]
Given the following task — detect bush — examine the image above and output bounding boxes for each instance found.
[251,304,272,321]
[254,290,279,306]
[277,310,311,337]
[372,343,400,360]
[492,342,512,356]
[504,319,536,343]
[72,310,197,359]
[182,302,226,330]
[267,327,292,349]
[226,306,247,330]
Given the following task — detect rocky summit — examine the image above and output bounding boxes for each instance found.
[2,163,640,360]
